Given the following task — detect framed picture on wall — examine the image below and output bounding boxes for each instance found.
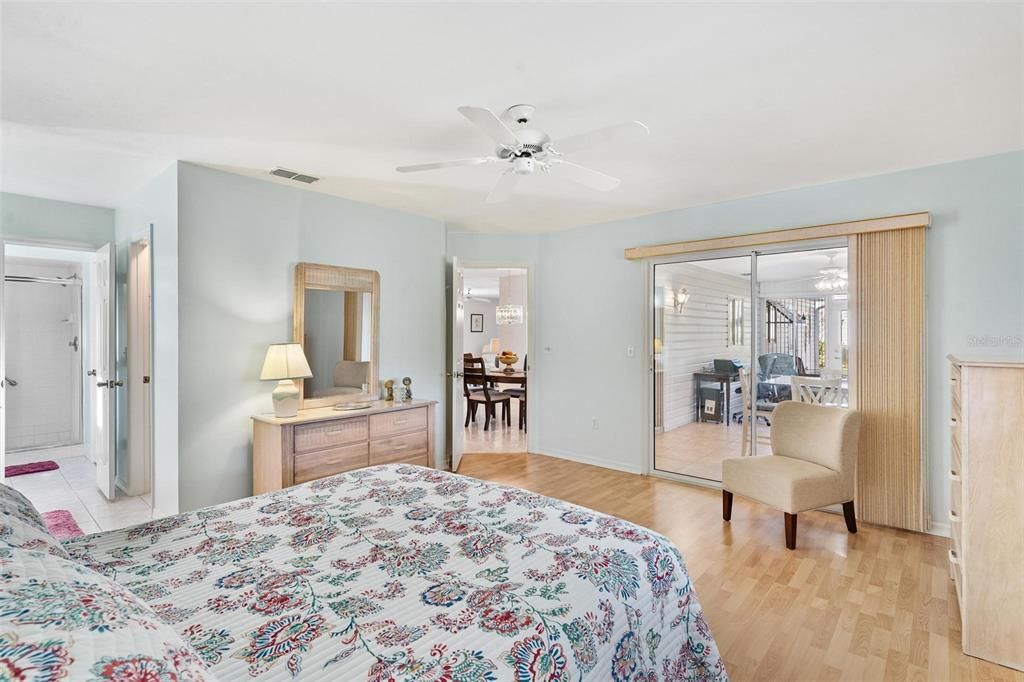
[470,313,484,333]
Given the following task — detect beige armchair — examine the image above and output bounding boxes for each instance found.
[721,400,861,549]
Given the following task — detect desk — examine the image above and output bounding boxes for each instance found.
[693,371,739,425]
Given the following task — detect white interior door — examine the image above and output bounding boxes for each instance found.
[450,258,465,472]
[90,243,116,499]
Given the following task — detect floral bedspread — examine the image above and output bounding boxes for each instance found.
[63,464,727,681]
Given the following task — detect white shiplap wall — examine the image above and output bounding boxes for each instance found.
[656,263,751,431]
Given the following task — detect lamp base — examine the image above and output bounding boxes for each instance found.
[271,379,300,418]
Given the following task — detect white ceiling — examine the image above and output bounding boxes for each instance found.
[462,267,526,301]
[2,3,1021,233]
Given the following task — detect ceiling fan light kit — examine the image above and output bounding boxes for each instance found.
[396,104,648,203]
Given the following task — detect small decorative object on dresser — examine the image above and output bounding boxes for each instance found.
[402,376,412,399]
[259,343,313,418]
[252,400,436,493]
[383,378,395,402]
[947,356,1023,671]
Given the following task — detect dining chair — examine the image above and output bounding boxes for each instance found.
[722,401,862,549]
[758,352,796,401]
[738,367,776,456]
[463,358,510,430]
[496,356,527,430]
[791,375,844,406]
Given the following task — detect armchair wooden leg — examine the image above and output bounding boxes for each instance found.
[784,513,797,550]
[842,501,857,533]
[465,405,471,427]
[722,490,733,521]
[484,405,492,431]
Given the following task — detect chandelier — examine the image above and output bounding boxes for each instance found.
[495,304,524,325]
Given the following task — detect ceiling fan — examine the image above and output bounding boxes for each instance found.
[396,104,649,203]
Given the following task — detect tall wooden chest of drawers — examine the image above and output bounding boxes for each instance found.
[252,400,436,494]
[947,357,1023,671]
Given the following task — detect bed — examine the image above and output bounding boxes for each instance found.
[6,464,727,681]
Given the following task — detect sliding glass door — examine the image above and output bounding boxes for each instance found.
[651,240,851,482]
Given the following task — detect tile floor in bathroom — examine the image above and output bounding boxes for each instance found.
[5,443,155,534]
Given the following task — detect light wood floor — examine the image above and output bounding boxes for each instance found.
[656,420,773,481]
[463,398,527,454]
[458,453,1023,682]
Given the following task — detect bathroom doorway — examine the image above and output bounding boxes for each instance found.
[1,238,155,533]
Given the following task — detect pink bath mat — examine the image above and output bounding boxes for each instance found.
[5,460,59,477]
[42,509,85,539]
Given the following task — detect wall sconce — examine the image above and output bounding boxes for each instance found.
[673,287,690,313]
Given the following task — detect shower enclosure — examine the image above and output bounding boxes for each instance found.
[4,258,84,451]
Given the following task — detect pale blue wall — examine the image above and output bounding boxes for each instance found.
[114,163,179,516]
[177,164,446,511]
[1,192,114,245]
[447,151,1024,531]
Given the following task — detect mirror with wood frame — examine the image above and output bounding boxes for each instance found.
[293,263,380,408]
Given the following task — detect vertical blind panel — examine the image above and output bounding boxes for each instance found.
[854,227,926,531]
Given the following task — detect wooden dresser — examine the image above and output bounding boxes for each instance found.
[947,357,1023,671]
[252,400,436,494]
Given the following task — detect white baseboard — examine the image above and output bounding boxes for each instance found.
[926,520,951,537]
[533,448,643,476]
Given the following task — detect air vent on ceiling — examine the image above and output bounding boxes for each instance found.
[270,167,320,184]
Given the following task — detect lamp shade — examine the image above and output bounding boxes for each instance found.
[260,343,312,381]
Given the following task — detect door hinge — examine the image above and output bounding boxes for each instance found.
[143,376,151,384]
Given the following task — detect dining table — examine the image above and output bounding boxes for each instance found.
[485,369,527,386]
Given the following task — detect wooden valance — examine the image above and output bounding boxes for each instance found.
[624,212,930,260]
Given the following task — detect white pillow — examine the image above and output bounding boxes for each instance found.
[0,548,217,681]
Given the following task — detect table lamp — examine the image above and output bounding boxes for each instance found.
[260,343,312,417]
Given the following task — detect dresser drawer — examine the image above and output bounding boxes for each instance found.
[369,430,429,466]
[950,508,962,557]
[950,469,962,518]
[949,413,962,453]
[949,548,963,607]
[369,407,427,438]
[950,435,962,475]
[294,442,369,484]
[294,417,368,454]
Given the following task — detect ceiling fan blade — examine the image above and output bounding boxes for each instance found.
[553,120,649,154]
[485,170,519,204]
[548,159,620,192]
[396,157,495,173]
[458,106,521,149]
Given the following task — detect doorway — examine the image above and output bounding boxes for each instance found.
[1,238,155,533]
[449,262,531,471]
[650,241,852,484]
